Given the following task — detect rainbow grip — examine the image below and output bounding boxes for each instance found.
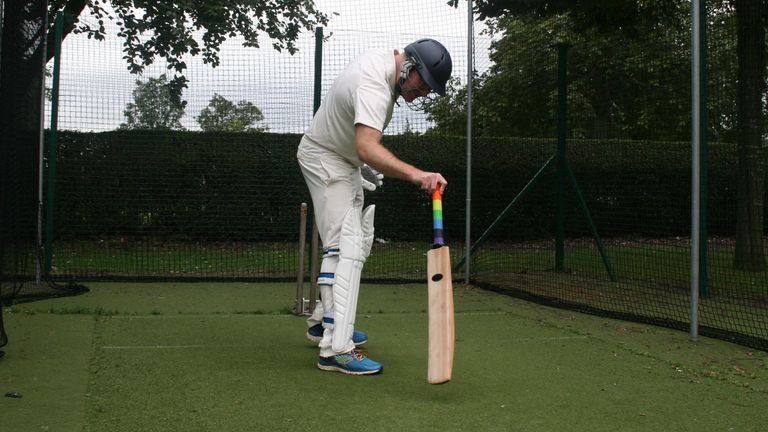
[432,189,444,247]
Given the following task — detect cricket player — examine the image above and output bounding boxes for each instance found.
[297,39,452,375]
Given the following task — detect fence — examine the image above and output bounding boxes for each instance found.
[465,2,768,350]
[1,1,766,351]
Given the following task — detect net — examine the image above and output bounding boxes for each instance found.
[1,1,763,351]
[40,1,471,281]
[0,2,88,308]
[467,3,768,350]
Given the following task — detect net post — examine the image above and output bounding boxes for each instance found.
[44,11,65,275]
[464,0,474,284]
[313,27,323,115]
[554,42,571,273]
[304,26,324,315]
[690,0,705,342]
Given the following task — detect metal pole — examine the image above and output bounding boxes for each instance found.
[555,43,570,272]
[36,5,54,284]
[698,2,709,299]
[44,11,64,275]
[306,27,324,312]
[464,0,473,284]
[314,27,323,114]
[689,0,703,342]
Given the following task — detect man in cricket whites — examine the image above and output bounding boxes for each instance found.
[297,39,452,375]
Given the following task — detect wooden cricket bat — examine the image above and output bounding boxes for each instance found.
[427,189,455,384]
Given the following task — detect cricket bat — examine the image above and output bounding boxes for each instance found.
[427,189,455,384]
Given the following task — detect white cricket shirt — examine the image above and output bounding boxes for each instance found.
[301,48,398,167]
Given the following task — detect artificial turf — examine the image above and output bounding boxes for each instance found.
[2,282,767,431]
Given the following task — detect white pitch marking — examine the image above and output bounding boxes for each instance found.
[101,344,255,350]
[509,336,589,341]
[108,314,293,319]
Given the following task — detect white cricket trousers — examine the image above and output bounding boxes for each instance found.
[297,139,364,356]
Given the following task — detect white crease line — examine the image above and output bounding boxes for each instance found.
[102,336,589,350]
[509,336,589,341]
[108,314,293,319]
[101,344,255,350]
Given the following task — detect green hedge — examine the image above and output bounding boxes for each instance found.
[49,131,743,243]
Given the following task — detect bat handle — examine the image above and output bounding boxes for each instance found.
[432,189,444,248]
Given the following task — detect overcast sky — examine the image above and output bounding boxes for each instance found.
[48,0,492,133]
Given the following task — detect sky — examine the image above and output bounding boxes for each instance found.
[48,0,493,134]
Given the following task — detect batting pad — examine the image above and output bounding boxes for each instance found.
[331,205,375,352]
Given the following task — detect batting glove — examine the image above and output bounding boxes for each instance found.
[361,164,384,192]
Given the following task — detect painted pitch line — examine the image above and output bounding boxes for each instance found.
[108,314,294,319]
[101,344,257,350]
[101,336,588,351]
[507,336,589,341]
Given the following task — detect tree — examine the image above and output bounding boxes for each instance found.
[120,75,185,130]
[197,94,267,132]
[44,1,329,99]
[458,0,685,35]
[430,6,692,140]
[734,0,767,271]
[401,119,421,137]
[451,0,768,271]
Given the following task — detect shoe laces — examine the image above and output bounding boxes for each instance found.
[350,349,369,360]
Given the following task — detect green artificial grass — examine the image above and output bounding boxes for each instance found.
[2,282,767,431]
[47,240,768,298]
[0,314,93,431]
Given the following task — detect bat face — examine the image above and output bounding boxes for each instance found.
[427,189,454,384]
[427,245,454,384]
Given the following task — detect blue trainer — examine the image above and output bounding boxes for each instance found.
[306,324,368,346]
[317,350,383,375]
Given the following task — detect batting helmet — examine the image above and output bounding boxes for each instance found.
[404,39,453,96]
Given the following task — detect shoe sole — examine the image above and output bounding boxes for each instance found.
[317,363,382,375]
[306,333,367,346]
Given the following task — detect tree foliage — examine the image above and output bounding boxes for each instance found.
[454,0,686,35]
[443,0,767,270]
[426,14,571,138]
[197,94,267,132]
[120,75,185,130]
[46,1,329,99]
[428,7,693,140]
[733,0,768,270]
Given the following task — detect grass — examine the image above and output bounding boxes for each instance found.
[50,240,300,278]
[46,239,768,297]
[2,282,768,431]
[28,238,768,353]
[474,240,768,297]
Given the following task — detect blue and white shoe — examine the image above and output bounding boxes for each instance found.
[317,350,383,375]
[306,324,368,346]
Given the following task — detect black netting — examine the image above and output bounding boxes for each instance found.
[1,1,87,309]
[0,1,764,351]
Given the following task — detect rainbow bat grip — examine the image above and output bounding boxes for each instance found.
[432,189,444,247]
